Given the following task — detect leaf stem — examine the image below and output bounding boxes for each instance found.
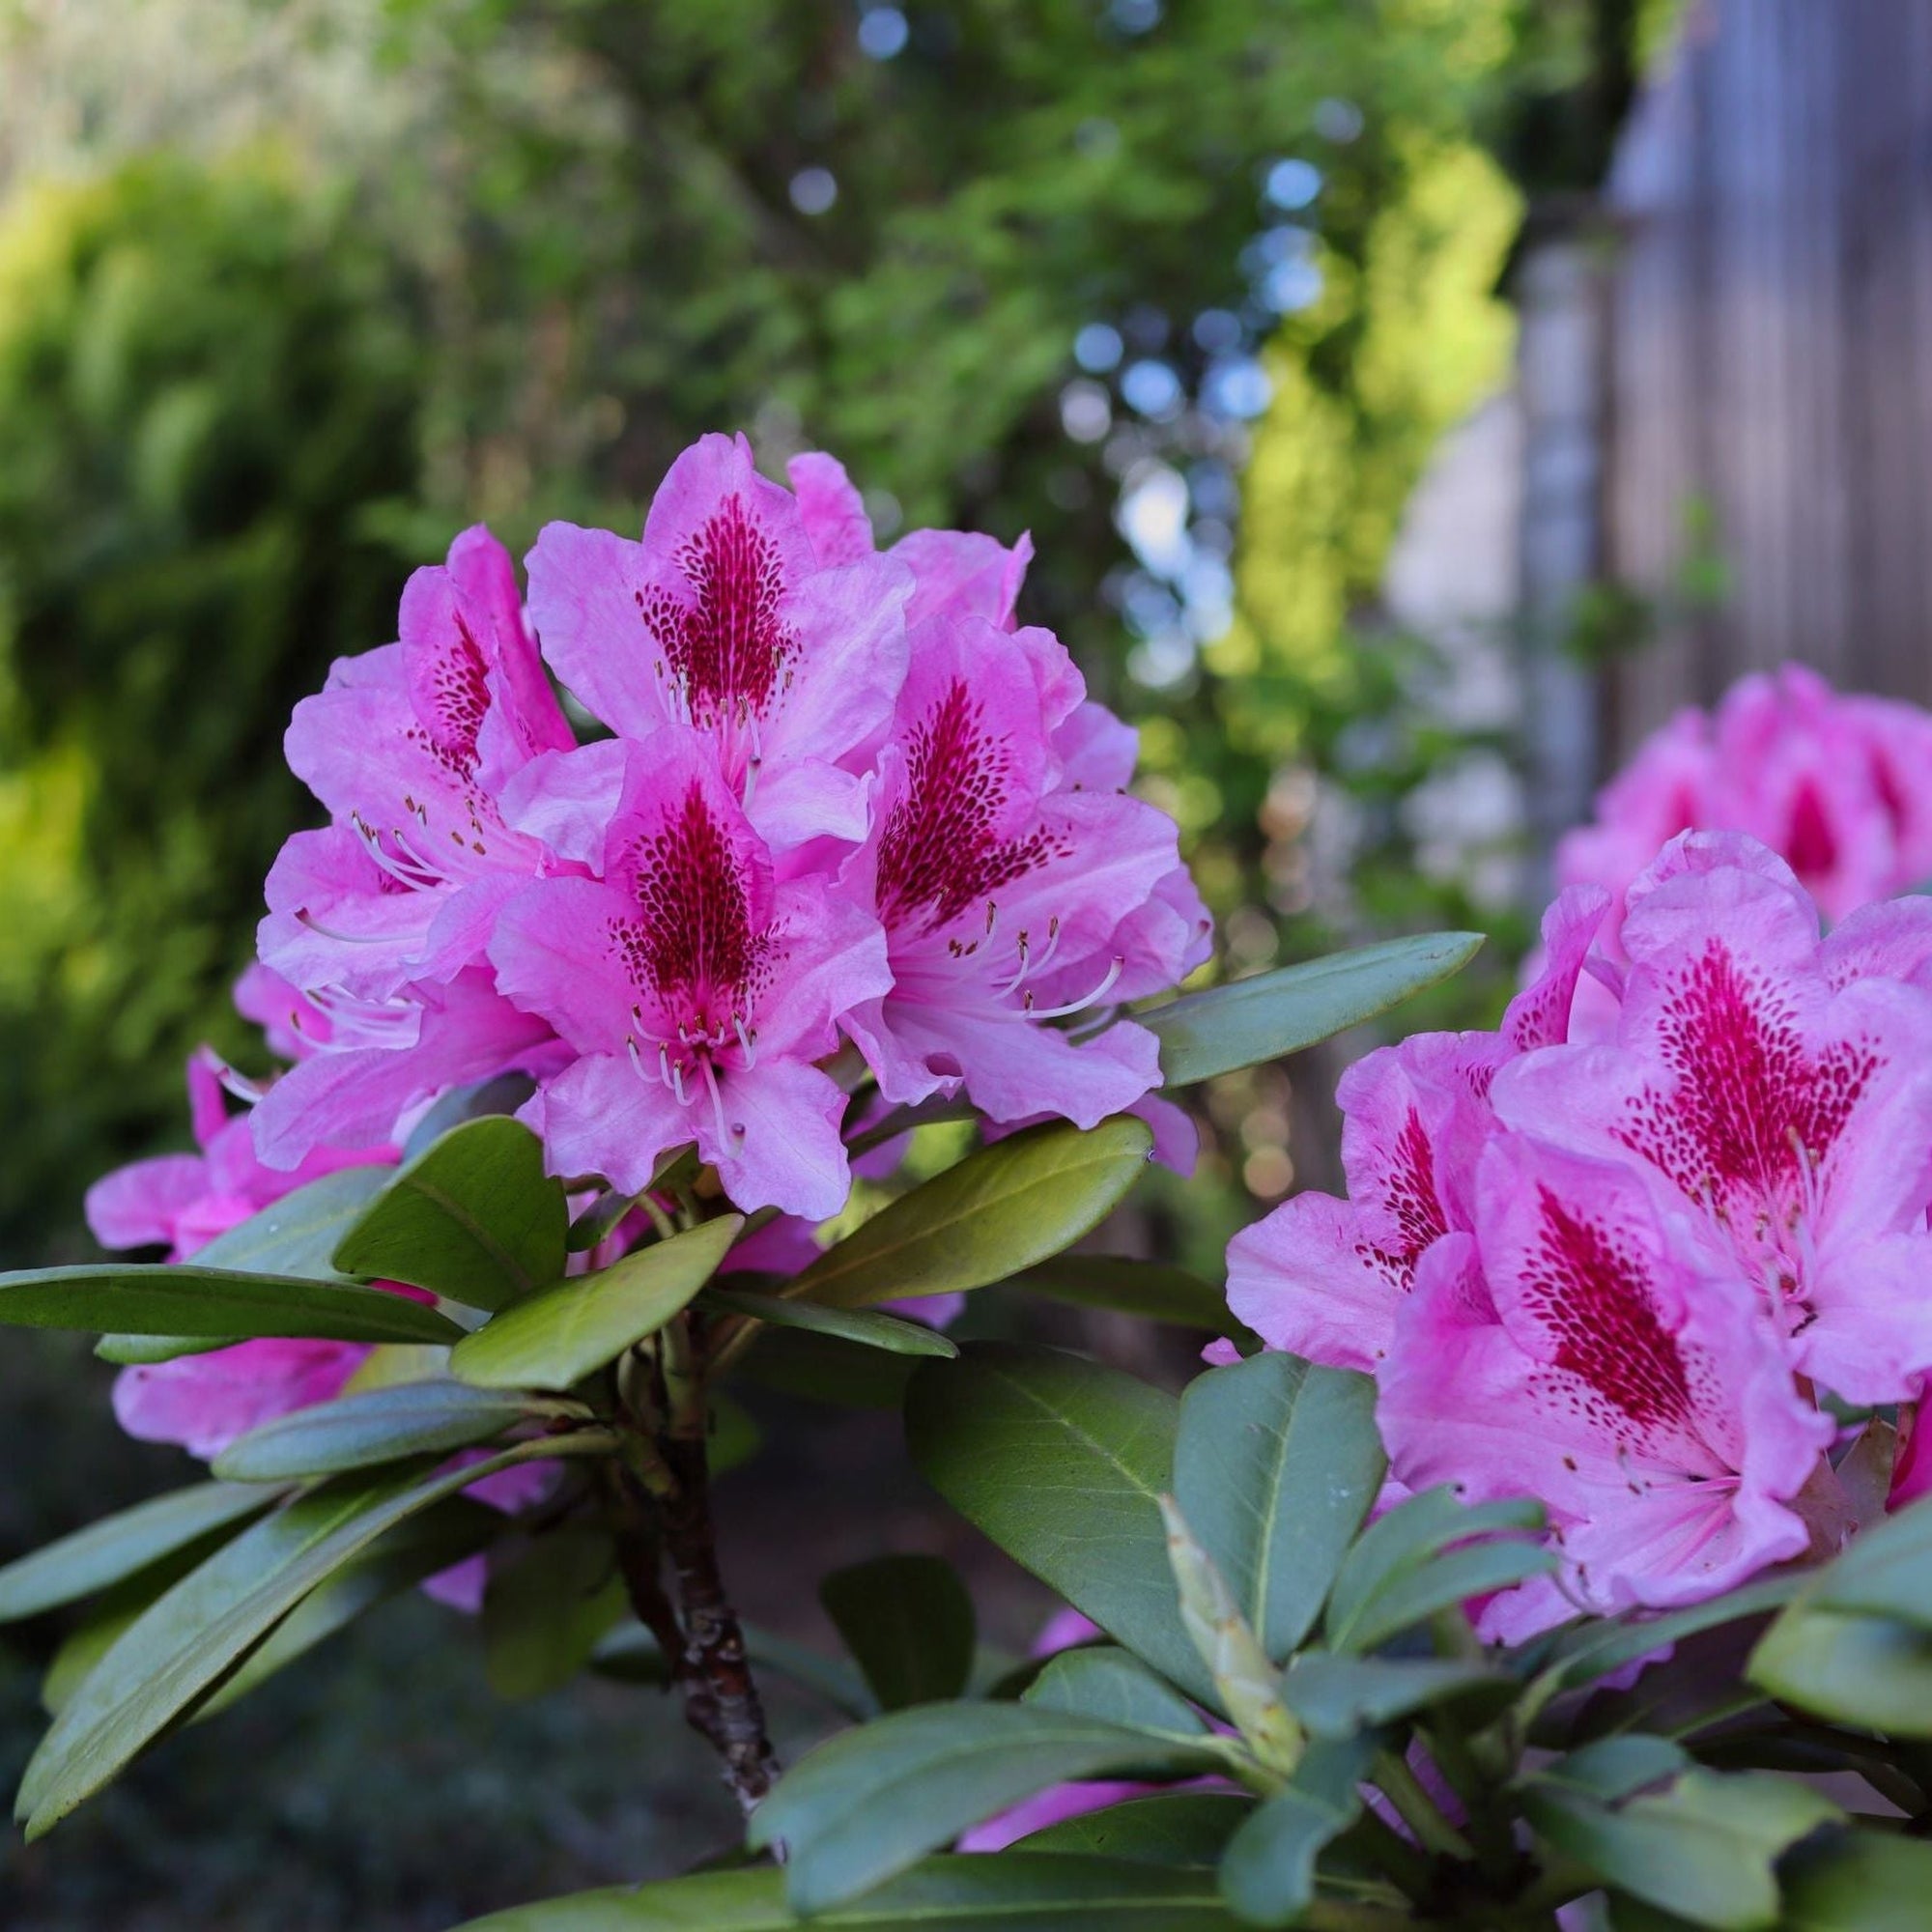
[1371,1748,1477,1864]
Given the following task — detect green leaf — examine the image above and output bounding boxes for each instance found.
[484,1527,628,1700]
[1336,1538,1557,1656]
[333,1117,569,1312]
[790,1118,1152,1311]
[1015,1794,1253,1866]
[698,1285,958,1358]
[1174,1353,1383,1663]
[1520,1762,1840,1931]
[1776,1827,1932,1932]
[746,1702,1226,1916]
[91,1171,400,1364]
[200,1496,501,1718]
[213,1378,574,1482]
[1278,1654,1508,1739]
[95,1333,232,1364]
[446,1853,1236,1930]
[820,1554,977,1712]
[1324,1489,1547,1654]
[0,1482,272,1622]
[1804,1491,1932,1627]
[402,1073,538,1161]
[1008,1256,1238,1335]
[451,1216,742,1390]
[1142,932,1484,1087]
[735,1325,919,1408]
[0,1264,464,1344]
[1748,1604,1932,1735]
[1024,1646,1207,1738]
[17,1432,614,1835]
[1217,1735,1375,1929]
[905,1343,1208,1706]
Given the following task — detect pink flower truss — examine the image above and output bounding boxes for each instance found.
[1557,665,1932,929]
[1228,833,1932,1632]
[244,436,1204,1219]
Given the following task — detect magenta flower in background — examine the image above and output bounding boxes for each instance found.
[1229,832,1932,1633]
[1557,664,1932,928]
[493,738,892,1217]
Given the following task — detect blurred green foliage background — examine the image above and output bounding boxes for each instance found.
[0,1,1664,1922]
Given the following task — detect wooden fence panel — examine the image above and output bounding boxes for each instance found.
[1601,0,1932,751]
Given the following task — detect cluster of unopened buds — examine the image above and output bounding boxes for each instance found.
[89,433,1209,1482]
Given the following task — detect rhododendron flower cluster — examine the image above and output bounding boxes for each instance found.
[246,434,1205,1220]
[1558,664,1932,926]
[1230,832,1932,1635]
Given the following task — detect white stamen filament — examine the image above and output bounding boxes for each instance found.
[1020,955,1124,1022]
[734,1014,757,1067]
[699,1056,741,1145]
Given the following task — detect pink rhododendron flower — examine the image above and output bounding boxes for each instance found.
[527,434,912,849]
[1557,665,1932,928]
[259,526,575,1003]
[1227,833,1932,1631]
[493,740,892,1217]
[838,614,1186,1128]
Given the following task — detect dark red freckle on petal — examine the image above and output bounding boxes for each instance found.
[1523,1185,1695,1437]
[1352,1109,1447,1292]
[875,679,1069,932]
[638,493,797,724]
[419,613,492,772]
[1785,783,1838,884]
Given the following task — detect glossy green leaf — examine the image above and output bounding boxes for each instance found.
[402,1073,537,1162]
[484,1527,628,1700]
[1008,1256,1237,1335]
[451,1216,741,1390]
[565,1189,643,1256]
[0,1482,272,1622]
[200,1497,500,1718]
[1024,1646,1207,1738]
[91,1171,399,1364]
[0,1264,463,1344]
[333,1117,569,1312]
[747,1702,1226,1916]
[448,1853,1235,1930]
[213,1378,573,1482]
[1776,1827,1932,1932]
[699,1285,957,1358]
[1338,1538,1556,1656]
[1174,1353,1383,1662]
[18,1432,614,1835]
[1324,1489,1546,1654]
[1520,1761,1840,1930]
[1217,1735,1374,1929]
[1748,1604,1932,1735]
[820,1554,976,1712]
[791,1118,1152,1311]
[734,1325,919,1408]
[1014,1793,1253,1866]
[1278,1654,1506,1739]
[905,1343,1208,1705]
[1142,932,1483,1087]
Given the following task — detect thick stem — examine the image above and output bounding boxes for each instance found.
[659,1425,779,1814]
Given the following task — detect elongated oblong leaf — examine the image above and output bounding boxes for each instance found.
[698,1285,957,1359]
[1278,1654,1506,1739]
[1218,1735,1374,1929]
[1777,1827,1932,1932]
[334,1117,568,1312]
[0,1264,463,1345]
[791,1119,1152,1311]
[1174,1353,1383,1663]
[820,1554,976,1712]
[448,1854,1235,1930]
[1748,1604,1932,1736]
[1024,1646,1207,1738]
[746,1702,1226,1916]
[213,1378,571,1483]
[1009,1256,1236,1335]
[1142,932,1483,1088]
[1015,1793,1253,1866]
[484,1527,627,1700]
[0,1482,273,1623]
[906,1343,1208,1705]
[19,1433,614,1835]
[1520,1763,1839,1931]
[451,1216,741,1390]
